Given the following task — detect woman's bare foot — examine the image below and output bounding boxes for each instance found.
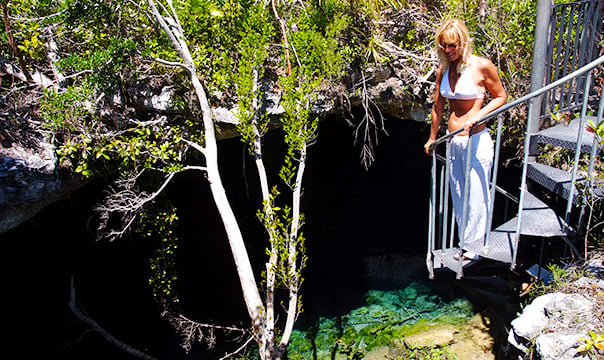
[453,251,480,260]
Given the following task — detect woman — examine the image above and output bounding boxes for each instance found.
[423,19,507,260]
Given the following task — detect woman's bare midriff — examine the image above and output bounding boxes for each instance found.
[447,97,485,136]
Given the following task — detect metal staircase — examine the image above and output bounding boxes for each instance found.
[426,0,604,280]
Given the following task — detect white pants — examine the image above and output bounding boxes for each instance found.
[449,129,493,247]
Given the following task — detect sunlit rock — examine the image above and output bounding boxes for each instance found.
[402,324,457,348]
[508,293,594,358]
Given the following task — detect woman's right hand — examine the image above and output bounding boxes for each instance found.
[424,139,435,155]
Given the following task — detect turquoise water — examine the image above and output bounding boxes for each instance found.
[287,281,477,359]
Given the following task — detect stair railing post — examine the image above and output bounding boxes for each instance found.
[513,97,537,270]
[438,163,445,248]
[527,0,552,162]
[444,140,452,248]
[513,0,550,270]
[564,70,592,233]
[427,149,437,279]
[578,88,604,237]
[484,114,504,256]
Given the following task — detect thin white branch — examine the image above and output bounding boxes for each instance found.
[97,170,180,241]
[146,0,185,62]
[219,336,255,360]
[181,165,207,173]
[147,55,188,71]
[9,10,65,22]
[165,0,184,35]
[183,138,207,157]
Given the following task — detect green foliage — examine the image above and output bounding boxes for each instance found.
[356,0,408,21]
[40,83,101,176]
[56,37,138,90]
[257,187,308,288]
[233,3,274,150]
[174,0,255,93]
[40,81,183,177]
[394,345,457,360]
[59,0,147,55]
[311,0,348,31]
[62,0,115,26]
[137,206,181,308]
[0,0,60,64]
[587,116,604,144]
[576,330,604,356]
[40,84,94,131]
[526,263,584,300]
[289,9,351,80]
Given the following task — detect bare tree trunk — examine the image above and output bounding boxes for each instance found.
[250,68,276,358]
[45,26,64,85]
[146,0,265,345]
[190,55,265,342]
[278,143,306,357]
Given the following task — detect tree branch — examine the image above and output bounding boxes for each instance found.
[68,276,158,360]
[163,311,247,353]
[183,138,207,157]
[96,169,180,241]
[147,55,188,71]
[219,336,255,360]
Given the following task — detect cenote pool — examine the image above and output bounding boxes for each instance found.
[281,251,513,360]
[2,116,523,359]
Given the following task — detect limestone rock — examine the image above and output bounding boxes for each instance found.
[402,324,457,348]
[449,338,495,360]
[364,346,394,360]
[508,293,595,359]
[465,313,495,351]
[536,332,589,360]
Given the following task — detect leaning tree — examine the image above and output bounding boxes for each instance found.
[26,0,349,358]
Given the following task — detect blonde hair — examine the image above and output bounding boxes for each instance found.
[435,19,472,73]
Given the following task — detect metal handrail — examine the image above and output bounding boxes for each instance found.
[428,55,604,151]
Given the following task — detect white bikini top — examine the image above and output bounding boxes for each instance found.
[440,65,485,100]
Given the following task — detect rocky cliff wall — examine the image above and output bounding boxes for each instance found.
[0,72,431,234]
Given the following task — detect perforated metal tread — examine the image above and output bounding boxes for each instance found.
[527,161,604,201]
[527,162,581,201]
[515,190,569,236]
[464,231,514,264]
[532,116,601,154]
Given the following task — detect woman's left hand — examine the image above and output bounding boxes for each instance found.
[464,116,480,132]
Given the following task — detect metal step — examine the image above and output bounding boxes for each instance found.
[527,161,604,201]
[431,247,477,273]
[431,190,568,270]
[527,162,580,201]
[464,191,569,264]
[531,116,601,154]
